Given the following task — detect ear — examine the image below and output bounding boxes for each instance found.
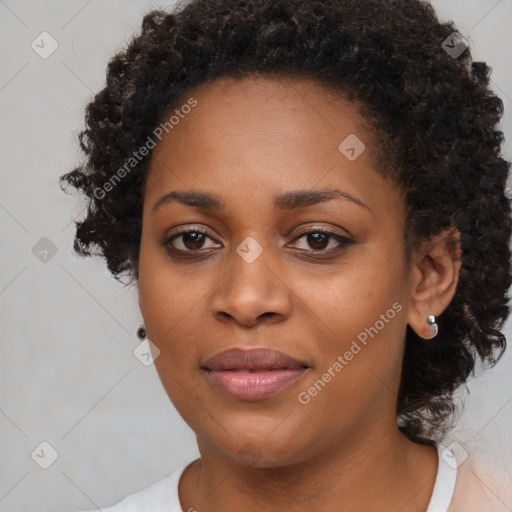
[406,226,462,339]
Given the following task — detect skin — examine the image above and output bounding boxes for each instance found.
[137,75,462,512]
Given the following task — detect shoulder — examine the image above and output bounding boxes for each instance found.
[447,445,512,512]
[74,462,189,512]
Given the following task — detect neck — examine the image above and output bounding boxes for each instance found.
[179,425,439,512]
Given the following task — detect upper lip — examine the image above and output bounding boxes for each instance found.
[202,347,309,371]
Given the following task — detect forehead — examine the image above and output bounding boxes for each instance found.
[154,73,367,144]
[144,74,403,220]
[147,75,371,172]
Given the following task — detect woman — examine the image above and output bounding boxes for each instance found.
[60,0,512,510]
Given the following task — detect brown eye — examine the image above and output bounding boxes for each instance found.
[290,228,353,252]
[305,232,329,250]
[165,227,220,254]
[163,226,354,259]
[180,231,206,250]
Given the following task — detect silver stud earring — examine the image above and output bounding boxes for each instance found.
[137,321,146,340]
[426,314,438,339]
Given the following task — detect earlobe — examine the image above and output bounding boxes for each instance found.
[425,314,438,339]
[406,226,462,340]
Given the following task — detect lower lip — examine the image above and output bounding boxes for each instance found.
[204,368,308,401]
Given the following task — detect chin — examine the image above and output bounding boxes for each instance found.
[204,428,315,469]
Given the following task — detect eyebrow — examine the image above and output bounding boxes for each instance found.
[151,187,371,213]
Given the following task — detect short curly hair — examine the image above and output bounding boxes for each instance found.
[59,0,512,445]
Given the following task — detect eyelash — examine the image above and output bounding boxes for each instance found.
[163,226,354,257]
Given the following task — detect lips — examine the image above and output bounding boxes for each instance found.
[201,347,310,401]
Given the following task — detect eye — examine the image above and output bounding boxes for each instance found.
[289,227,354,253]
[163,225,354,258]
[164,227,220,254]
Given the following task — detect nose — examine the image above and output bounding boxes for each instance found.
[209,239,293,328]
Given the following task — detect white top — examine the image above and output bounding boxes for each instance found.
[77,443,457,512]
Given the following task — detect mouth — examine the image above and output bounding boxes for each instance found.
[201,347,310,401]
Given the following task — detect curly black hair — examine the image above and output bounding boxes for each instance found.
[59,0,512,445]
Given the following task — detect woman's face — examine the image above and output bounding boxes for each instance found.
[138,75,413,466]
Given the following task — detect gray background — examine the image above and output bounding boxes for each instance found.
[0,1,511,511]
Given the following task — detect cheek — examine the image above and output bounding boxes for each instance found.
[138,237,206,333]
[293,255,402,341]
[137,250,208,418]
[292,252,407,396]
